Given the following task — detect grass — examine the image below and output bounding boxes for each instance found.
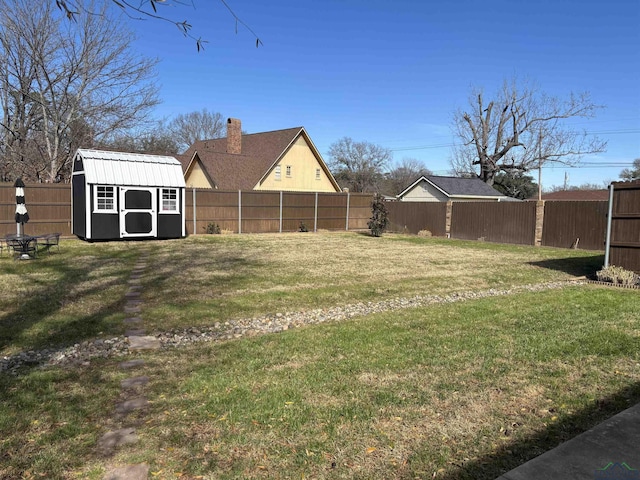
[1,232,637,479]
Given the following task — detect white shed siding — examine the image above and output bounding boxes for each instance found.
[77,149,185,188]
[401,180,449,202]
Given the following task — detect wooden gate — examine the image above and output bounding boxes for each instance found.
[606,180,640,272]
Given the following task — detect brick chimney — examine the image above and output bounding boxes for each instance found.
[226,118,241,154]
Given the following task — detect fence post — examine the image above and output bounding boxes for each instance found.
[238,190,242,234]
[535,200,545,247]
[192,188,196,235]
[345,192,350,231]
[279,190,283,233]
[604,184,614,267]
[445,201,453,238]
[314,192,318,232]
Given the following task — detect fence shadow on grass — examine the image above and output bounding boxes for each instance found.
[529,254,604,278]
[436,381,640,480]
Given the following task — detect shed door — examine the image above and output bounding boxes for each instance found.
[119,188,157,238]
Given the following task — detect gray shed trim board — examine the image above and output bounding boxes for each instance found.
[397,175,509,202]
[72,149,186,241]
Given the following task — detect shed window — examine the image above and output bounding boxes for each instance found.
[274,165,281,181]
[161,188,179,213]
[286,165,292,177]
[95,186,116,213]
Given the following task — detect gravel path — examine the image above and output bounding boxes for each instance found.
[1,280,584,375]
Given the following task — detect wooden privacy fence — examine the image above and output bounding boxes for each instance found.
[386,200,609,250]
[0,182,615,252]
[185,189,372,235]
[0,183,373,237]
[606,180,640,272]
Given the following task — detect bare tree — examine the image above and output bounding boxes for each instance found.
[383,157,433,195]
[0,0,159,182]
[168,109,226,153]
[54,0,263,51]
[450,78,607,185]
[620,158,640,181]
[328,137,392,193]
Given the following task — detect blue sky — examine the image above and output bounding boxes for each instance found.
[124,0,639,190]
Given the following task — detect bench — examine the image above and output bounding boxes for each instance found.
[36,233,61,254]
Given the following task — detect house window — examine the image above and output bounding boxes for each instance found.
[275,165,281,180]
[161,188,178,213]
[95,185,115,213]
[315,168,321,180]
[286,165,292,177]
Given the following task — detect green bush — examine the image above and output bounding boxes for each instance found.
[596,265,639,286]
[367,193,389,237]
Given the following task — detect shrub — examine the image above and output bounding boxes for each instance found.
[205,223,221,234]
[596,265,639,286]
[368,193,389,237]
[418,229,432,237]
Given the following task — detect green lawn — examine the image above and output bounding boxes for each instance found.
[2,233,637,479]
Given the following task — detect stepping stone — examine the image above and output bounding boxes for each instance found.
[103,463,149,480]
[123,317,143,326]
[115,397,148,414]
[128,335,160,350]
[97,428,137,456]
[119,359,145,370]
[124,291,141,299]
[124,305,141,314]
[125,328,146,337]
[121,376,149,389]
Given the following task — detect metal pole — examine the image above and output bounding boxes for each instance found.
[314,192,318,232]
[238,190,242,234]
[192,187,196,235]
[604,183,614,267]
[345,192,350,231]
[279,190,283,233]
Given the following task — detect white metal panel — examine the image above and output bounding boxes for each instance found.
[76,148,185,188]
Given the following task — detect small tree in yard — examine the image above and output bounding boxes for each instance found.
[368,193,389,237]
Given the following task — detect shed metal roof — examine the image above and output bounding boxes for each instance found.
[75,149,186,188]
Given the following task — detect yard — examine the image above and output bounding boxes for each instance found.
[1,233,638,479]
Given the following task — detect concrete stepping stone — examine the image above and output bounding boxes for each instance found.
[124,290,141,299]
[125,328,146,337]
[115,397,148,414]
[124,305,141,314]
[128,335,160,350]
[97,428,138,456]
[103,463,149,480]
[119,359,145,370]
[123,317,143,326]
[121,376,149,389]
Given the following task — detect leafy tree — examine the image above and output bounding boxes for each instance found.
[368,193,389,237]
[493,171,538,199]
[168,109,226,153]
[450,77,607,186]
[620,158,640,181]
[0,0,159,182]
[328,137,392,193]
[383,158,433,195]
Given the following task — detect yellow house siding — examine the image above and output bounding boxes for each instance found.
[255,136,338,192]
[185,161,214,188]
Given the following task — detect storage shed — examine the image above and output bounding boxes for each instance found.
[72,149,186,240]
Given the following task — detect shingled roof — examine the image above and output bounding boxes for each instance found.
[398,175,508,199]
[181,125,340,191]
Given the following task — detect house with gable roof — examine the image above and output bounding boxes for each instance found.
[179,118,341,193]
[397,175,511,202]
